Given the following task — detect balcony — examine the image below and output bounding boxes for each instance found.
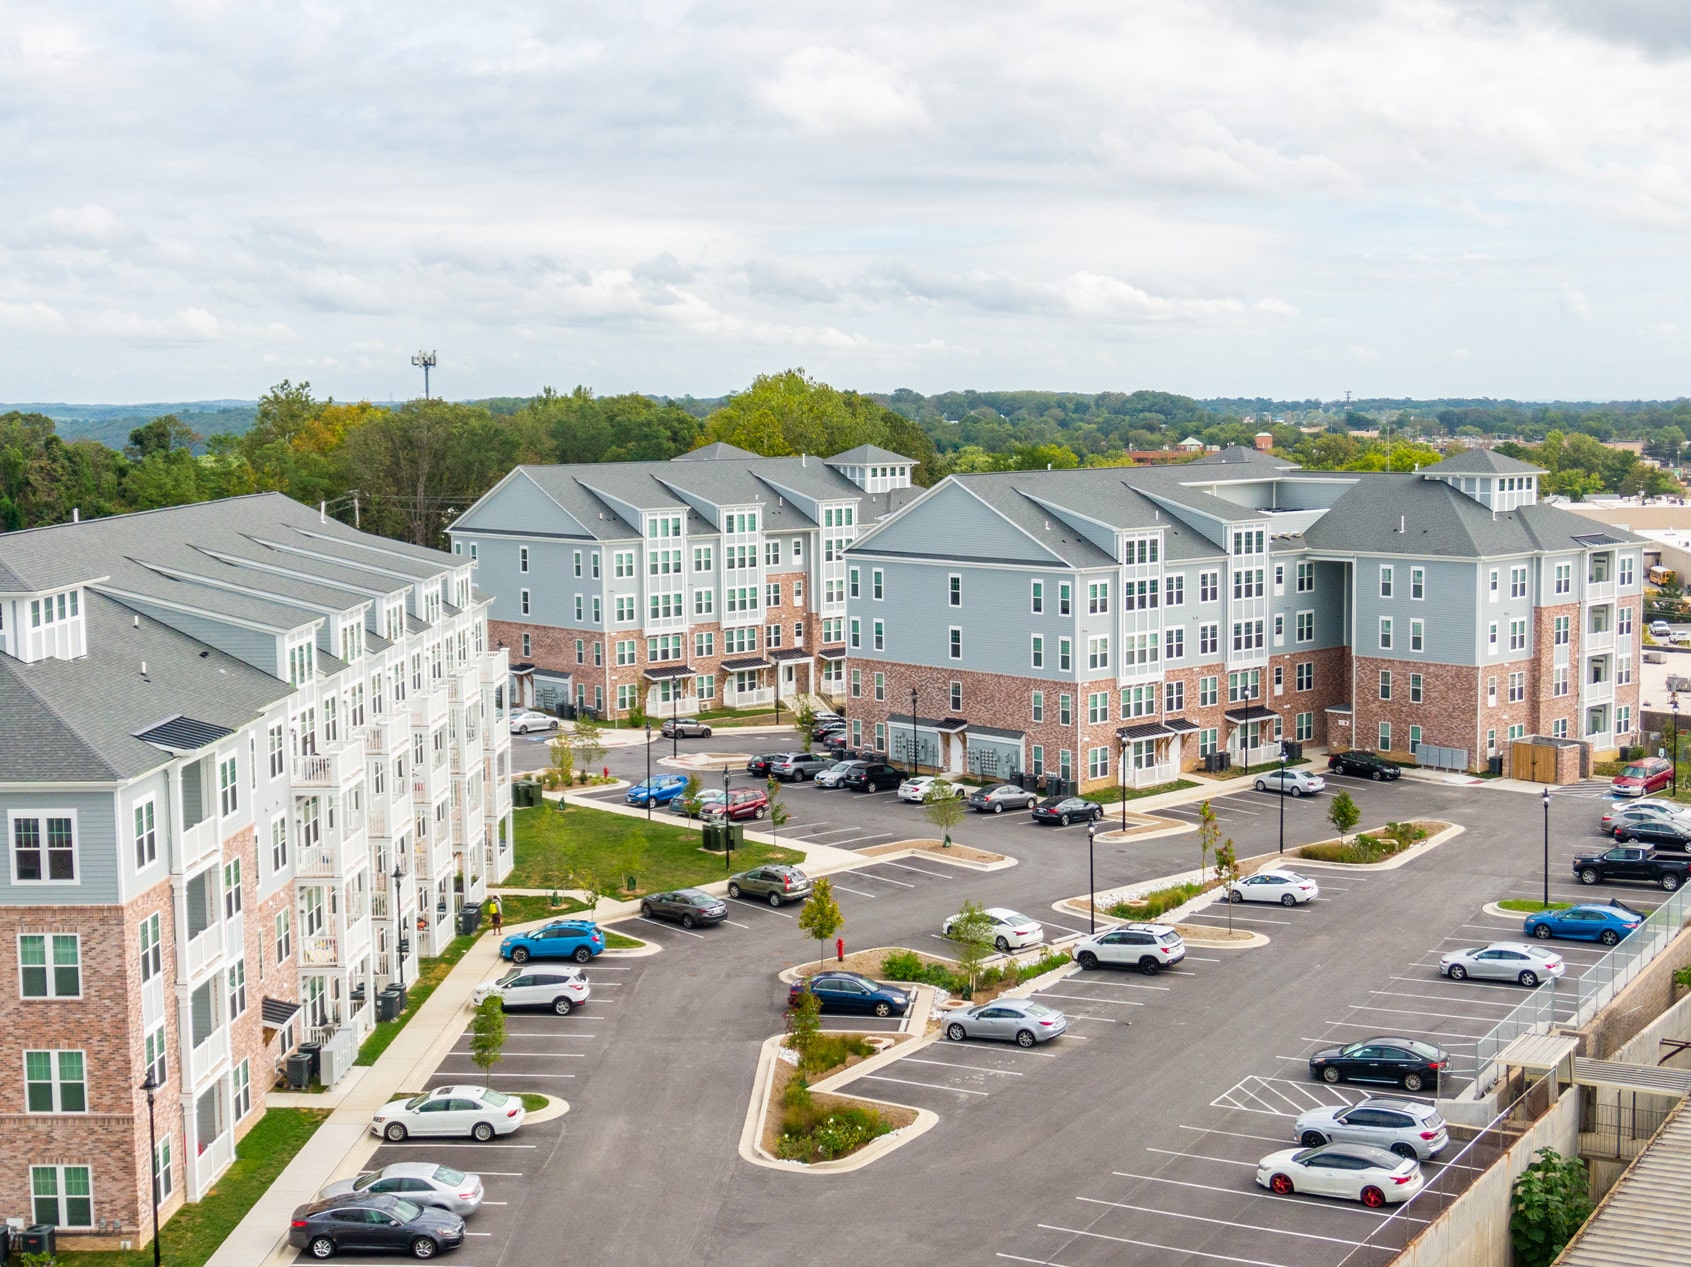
[447,663,480,705]
[343,909,372,961]
[412,761,446,807]
[1584,676,1615,705]
[183,922,223,980]
[177,817,219,872]
[294,824,367,880]
[182,1023,230,1094]
[410,685,449,730]
[1586,578,1616,603]
[363,711,410,756]
[480,645,509,685]
[293,739,368,790]
[302,933,339,966]
[723,684,775,709]
[1586,627,1615,653]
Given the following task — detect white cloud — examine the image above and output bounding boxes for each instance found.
[756,46,929,135]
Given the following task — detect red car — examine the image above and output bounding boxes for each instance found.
[701,788,769,821]
[1611,758,1674,798]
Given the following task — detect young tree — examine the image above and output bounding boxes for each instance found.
[570,715,606,775]
[1327,790,1361,845]
[924,778,967,847]
[797,876,843,967]
[1214,841,1240,932]
[546,734,574,789]
[766,778,791,847]
[678,773,703,819]
[792,700,817,752]
[787,985,822,1059]
[1197,800,1220,883]
[946,900,996,997]
[469,996,507,1090]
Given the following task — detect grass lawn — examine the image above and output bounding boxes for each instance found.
[62,1108,328,1267]
[496,893,589,927]
[508,804,802,894]
[604,930,644,949]
[1090,779,1199,805]
[354,932,477,1066]
[1497,898,1573,913]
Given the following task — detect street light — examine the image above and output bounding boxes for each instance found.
[909,687,920,777]
[392,861,405,989]
[1087,822,1097,934]
[141,1070,162,1267]
[722,765,734,873]
[1673,697,1681,798]
[1278,745,1289,855]
[1542,786,1552,911]
[672,685,679,760]
[644,723,653,821]
[1119,737,1128,835]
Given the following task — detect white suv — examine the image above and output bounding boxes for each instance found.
[472,968,591,1015]
[1073,923,1187,975]
[1294,1097,1449,1160]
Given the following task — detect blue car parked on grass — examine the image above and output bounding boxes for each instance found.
[1522,900,1645,947]
[625,774,689,808]
[499,919,606,964]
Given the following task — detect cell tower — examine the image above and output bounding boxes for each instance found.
[411,350,437,400]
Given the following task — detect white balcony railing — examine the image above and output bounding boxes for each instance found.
[410,685,449,730]
[1585,677,1615,705]
[182,1024,230,1093]
[1586,628,1615,653]
[302,933,339,966]
[723,685,775,709]
[1586,579,1616,603]
[190,1124,235,1200]
[293,739,367,789]
[184,924,224,980]
[363,712,411,756]
[1127,761,1180,789]
[178,817,218,871]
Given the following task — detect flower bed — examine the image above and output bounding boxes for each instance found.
[1296,820,1434,865]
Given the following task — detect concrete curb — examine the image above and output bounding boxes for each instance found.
[857,840,1017,872]
[1093,820,1196,845]
[1482,901,1550,922]
[736,1033,940,1175]
[1290,822,1465,873]
[522,1094,572,1125]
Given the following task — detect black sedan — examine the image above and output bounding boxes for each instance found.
[640,888,728,928]
[788,970,911,1017]
[1613,818,1691,850]
[842,762,904,791]
[1327,751,1402,780]
[1308,1036,1449,1093]
[745,753,786,776]
[289,1194,465,1260]
[1031,796,1104,826]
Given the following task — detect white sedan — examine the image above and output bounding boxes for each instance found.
[1257,1142,1423,1208]
[1226,869,1320,907]
[942,907,1043,953]
[370,1086,526,1143]
[1254,769,1326,797]
[897,776,960,804]
[508,710,558,735]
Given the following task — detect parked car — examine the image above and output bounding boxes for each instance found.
[507,710,558,735]
[1572,845,1691,891]
[660,717,712,738]
[471,967,590,1015]
[1440,941,1564,987]
[319,1163,485,1217]
[1599,801,1691,836]
[769,752,833,782]
[727,863,812,906]
[640,888,728,928]
[813,760,867,788]
[787,970,910,1017]
[942,906,1043,952]
[370,1086,525,1143]
[745,753,785,777]
[1611,757,1675,797]
[1613,817,1691,849]
[289,1193,466,1260]
[1254,769,1327,797]
[1072,923,1186,974]
[842,762,904,792]
[898,775,962,804]
[1327,751,1402,780]
[944,999,1067,1047]
[1307,1036,1449,1092]
[1651,619,1674,638]
[1030,795,1104,825]
[700,787,769,821]
[1294,1099,1449,1161]
[812,717,848,740]
[624,774,689,808]
[1225,868,1320,906]
[967,783,1038,813]
[669,789,725,817]
[1522,900,1645,946]
[1256,1143,1423,1208]
[498,919,604,964]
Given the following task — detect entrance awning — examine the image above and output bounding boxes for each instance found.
[1165,718,1199,733]
[768,648,811,663]
[722,658,771,671]
[1225,705,1277,724]
[641,664,694,681]
[1117,722,1176,741]
[262,996,302,1028]
[817,647,846,661]
[968,725,1025,741]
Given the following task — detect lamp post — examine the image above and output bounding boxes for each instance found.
[644,723,653,821]
[909,688,920,777]
[392,861,405,989]
[672,685,679,760]
[1542,786,1552,911]
[722,766,733,873]
[1278,745,1289,855]
[1119,737,1128,835]
[1087,822,1097,934]
[141,1070,161,1267]
[1674,697,1681,798]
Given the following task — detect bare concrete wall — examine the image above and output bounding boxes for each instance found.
[1391,1092,1579,1267]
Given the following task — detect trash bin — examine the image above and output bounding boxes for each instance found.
[298,1041,321,1085]
[285,1051,313,1089]
[20,1225,55,1257]
[0,1223,11,1263]
[458,905,482,937]
[1488,755,1504,777]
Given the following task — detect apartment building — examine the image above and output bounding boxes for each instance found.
[843,447,1643,791]
[0,494,511,1247]
[448,442,920,721]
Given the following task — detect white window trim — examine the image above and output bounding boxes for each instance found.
[8,809,79,886]
[23,1049,87,1114]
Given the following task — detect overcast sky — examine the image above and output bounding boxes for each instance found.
[5,0,1691,405]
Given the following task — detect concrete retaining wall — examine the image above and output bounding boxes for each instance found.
[1563,924,1691,1061]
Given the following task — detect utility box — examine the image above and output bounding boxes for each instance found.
[319,1026,357,1089]
[377,985,403,1022]
[702,822,726,851]
[20,1225,55,1256]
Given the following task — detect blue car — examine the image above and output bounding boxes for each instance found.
[625,774,689,807]
[1522,900,1645,947]
[499,919,605,964]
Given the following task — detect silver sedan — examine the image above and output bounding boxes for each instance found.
[943,999,1067,1047]
[319,1163,485,1216]
[1440,941,1565,987]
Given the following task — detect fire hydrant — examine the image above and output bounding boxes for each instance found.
[835,937,845,963]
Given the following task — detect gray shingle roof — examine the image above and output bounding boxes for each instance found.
[1423,448,1546,476]
[825,444,910,466]
[672,442,758,462]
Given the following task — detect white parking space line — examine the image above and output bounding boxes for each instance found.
[723,918,752,929]
[1072,1197,1370,1249]
[1178,1124,1302,1147]
[1386,974,1550,994]
[1186,955,1222,963]
[1036,992,1144,1006]
[432,1070,577,1078]
[853,870,916,888]
[1184,912,1292,926]
[1038,1224,1303,1266]
[468,1171,527,1176]
[831,884,878,898]
[876,859,955,878]
[1040,918,1091,936]
[1061,977,1171,992]
[861,1073,990,1096]
[379,1143,537,1149]
[500,1031,596,1037]
[637,917,705,938]
[730,898,795,918]
[1108,1170,1413,1221]
[1370,988,1526,1009]
[449,1049,586,1058]
[996,1256,1074,1267]
[903,1057,1025,1075]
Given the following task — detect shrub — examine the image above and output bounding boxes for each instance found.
[1383,820,1429,849]
[776,1098,894,1163]
[1014,950,1072,983]
[880,951,969,994]
[1510,1148,1593,1267]
[1108,880,1208,920]
[794,1032,875,1078]
[1299,833,1411,865]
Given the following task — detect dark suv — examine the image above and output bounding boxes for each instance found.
[842,762,904,792]
[1328,750,1403,781]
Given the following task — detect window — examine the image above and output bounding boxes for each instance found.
[270,814,288,873]
[1410,568,1424,600]
[1165,574,1184,606]
[134,799,157,869]
[1296,661,1313,691]
[1618,654,1633,686]
[1489,568,1499,599]
[1088,691,1110,724]
[11,813,75,883]
[1487,622,1498,652]
[1509,722,1527,741]
[1088,581,1110,614]
[1059,583,1072,615]
[1555,563,1572,595]
[765,582,781,609]
[139,912,163,982]
[1508,671,1526,703]
[25,1050,86,1113]
[1165,627,1184,660]
[765,623,783,649]
[1231,529,1265,555]
[1031,581,1044,614]
[1409,672,1423,704]
[849,618,861,649]
[1031,746,1045,777]
[519,547,529,573]
[572,550,583,578]
[1087,636,1109,670]
[1379,670,1392,701]
[154,1135,174,1203]
[1059,694,1073,726]
[1509,619,1527,651]
[1199,728,1218,757]
[1294,712,1314,741]
[1228,670,1260,703]
[1377,618,1392,650]
[275,910,292,963]
[1619,606,1633,637]
[228,958,247,1019]
[233,1058,252,1120]
[1031,635,1045,669]
[1166,680,1185,712]
[948,575,961,607]
[850,669,861,699]
[1274,563,1285,594]
[618,550,638,578]
[1296,611,1313,643]
[876,620,887,652]
[268,723,285,779]
[1554,665,1570,697]
[1378,721,1392,751]
[1123,633,1158,667]
[1088,747,1109,780]
[849,568,860,599]
[949,681,962,712]
[1199,623,1218,657]
[1510,566,1528,598]
[1379,566,1393,598]
[1031,691,1044,723]
[1618,704,1633,736]
[874,722,887,752]
[1273,614,1284,645]
[1410,619,1424,652]
[1059,749,1073,782]
[1296,562,1313,593]
[1553,615,1570,646]
[1232,569,1264,600]
[1198,675,1219,707]
[19,934,79,998]
[31,1166,92,1228]
[144,1022,166,1089]
[1487,676,1498,706]
[1230,620,1264,653]
[223,859,242,918]
[1124,579,1159,610]
[1552,717,1569,738]
[1121,684,1158,718]
[1409,724,1422,752]
[764,539,780,568]
[1620,555,1635,586]
[1059,638,1072,671]
[521,589,532,616]
[948,627,962,660]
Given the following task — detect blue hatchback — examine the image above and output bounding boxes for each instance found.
[499,919,606,964]
[625,774,689,807]
[1522,901,1645,947]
